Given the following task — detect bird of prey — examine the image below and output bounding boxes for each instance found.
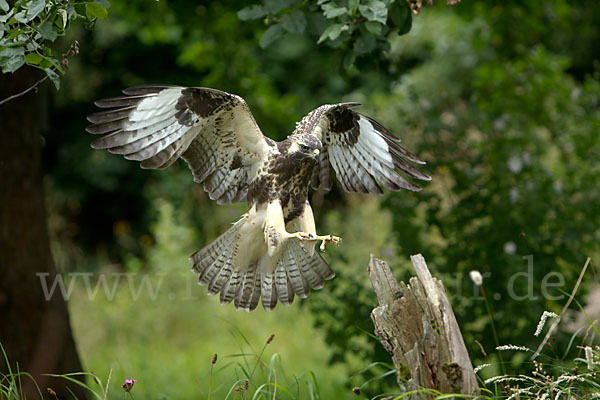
[86,85,430,311]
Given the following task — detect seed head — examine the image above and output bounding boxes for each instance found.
[585,346,595,370]
[534,311,558,337]
[469,270,483,286]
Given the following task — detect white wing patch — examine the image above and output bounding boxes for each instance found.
[128,88,181,121]
[304,103,430,193]
[356,116,393,165]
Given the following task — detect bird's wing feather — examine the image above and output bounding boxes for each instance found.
[87,85,272,204]
[300,103,431,193]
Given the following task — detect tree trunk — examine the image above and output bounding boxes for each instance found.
[368,254,479,398]
[0,69,87,399]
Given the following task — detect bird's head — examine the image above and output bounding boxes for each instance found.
[288,134,322,161]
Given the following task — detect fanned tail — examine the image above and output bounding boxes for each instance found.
[189,219,240,298]
[234,263,259,310]
[190,222,335,312]
[259,239,335,311]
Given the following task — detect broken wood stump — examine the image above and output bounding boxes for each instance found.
[368,254,479,398]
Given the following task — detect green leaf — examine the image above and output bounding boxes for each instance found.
[365,20,383,35]
[280,11,306,34]
[38,55,56,70]
[237,5,267,21]
[259,24,284,49]
[25,41,40,51]
[85,2,108,20]
[0,46,25,73]
[0,38,22,47]
[35,48,63,73]
[44,67,60,90]
[25,52,42,65]
[36,21,58,41]
[56,9,68,29]
[26,0,46,22]
[353,32,376,54]
[347,0,359,13]
[322,3,347,19]
[358,1,388,24]
[389,3,412,35]
[0,8,13,23]
[317,23,347,44]
[66,6,78,21]
[0,0,9,12]
[14,10,29,23]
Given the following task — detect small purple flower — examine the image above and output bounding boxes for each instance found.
[121,379,137,392]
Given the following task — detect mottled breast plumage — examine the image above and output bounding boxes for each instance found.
[247,134,320,222]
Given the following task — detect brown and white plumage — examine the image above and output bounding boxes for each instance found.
[297,103,431,194]
[87,85,271,204]
[87,85,430,311]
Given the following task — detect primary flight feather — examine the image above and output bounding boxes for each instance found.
[87,85,430,311]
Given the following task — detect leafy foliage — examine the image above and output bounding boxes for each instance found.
[305,3,600,375]
[238,0,415,68]
[0,0,109,88]
[389,8,600,364]
[1,337,333,400]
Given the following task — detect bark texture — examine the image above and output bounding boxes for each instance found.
[369,254,479,398]
[0,69,86,399]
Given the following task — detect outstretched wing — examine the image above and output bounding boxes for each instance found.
[299,103,431,193]
[86,85,273,204]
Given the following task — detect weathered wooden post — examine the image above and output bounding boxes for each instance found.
[368,254,479,398]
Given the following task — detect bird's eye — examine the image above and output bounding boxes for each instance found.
[300,144,309,152]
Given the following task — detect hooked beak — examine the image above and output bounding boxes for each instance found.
[312,148,320,160]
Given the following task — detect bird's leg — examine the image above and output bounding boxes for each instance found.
[264,200,287,258]
[289,232,342,251]
[287,201,341,252]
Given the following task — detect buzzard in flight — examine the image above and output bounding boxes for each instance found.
[86,85,430,311]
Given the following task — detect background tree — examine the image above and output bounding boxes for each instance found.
[0,0,108,397]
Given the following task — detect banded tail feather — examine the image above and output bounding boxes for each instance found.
[190,221,335,312]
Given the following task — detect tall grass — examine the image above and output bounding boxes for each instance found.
[1,344,42,400]
[0,338,330,400]
[66,269,352,399]
[468,258,600,399]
